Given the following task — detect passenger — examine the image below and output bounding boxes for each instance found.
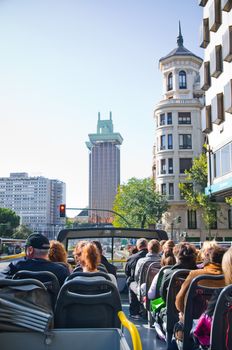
[48,240,73,273]
[159,240,167,252]
[162,239,175,254]
[134,239,161,282]
[125,238,148,319]
[160,242,197,301]
[193,246,232,348]
[92,240,117,277]
[175,245,226,313]
[147,248,176,300]
[3,233,70,285]
[73,240,88,266]
[79,242,117,286]
[197,240,219,268]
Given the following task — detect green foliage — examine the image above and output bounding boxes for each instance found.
[179,153,218,231]
[12,225,32,239]
[112,177,168,229]
[225,197,232,206]
[0,208,20,237]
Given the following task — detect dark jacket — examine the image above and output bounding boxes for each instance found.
[4,258,70,286]
[101,255,117,277]
[125,249,148,285]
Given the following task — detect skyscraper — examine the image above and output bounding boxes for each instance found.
[86,112,123,221]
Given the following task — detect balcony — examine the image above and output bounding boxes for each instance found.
[221,0,232,11]
[200,18,210,48]
[209,0,222,32]
[211,93,224,124]
[156,98,202,110]
[224,79,232,114]
[222,26,232,62]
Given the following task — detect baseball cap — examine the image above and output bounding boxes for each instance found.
[25,233,50,250]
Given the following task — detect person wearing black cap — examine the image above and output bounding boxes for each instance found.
[3,233,70,285]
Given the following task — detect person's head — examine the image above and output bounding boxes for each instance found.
[200,240,219,262]
[161,249,176,266]
[222,247,232,285]
[48,240,68,263]
[73,240,88,264]
[79,242,101,272]
[136,238,148,251]
[174,242,197,266]
[25,233,50,259]
[160,240,167,251]
[92,240,103,256]
[162,240,175,253]
[208,245,227,264]
[148,239,160,254]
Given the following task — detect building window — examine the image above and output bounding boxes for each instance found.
[168,158,173,174]
[199,0,208,6]
[210,45,222,78]
[161,183,166,195]
[160,135,166,150]
[160,114,165,126]
[222,26,232,62]
[221,144,231,176]
[167,73,173,91]
[180,182,193,199]
[228,209,232,229]
[202,105,212,133]
[161,159,166,174]
[211,93,224,124]
[168,183,174,200]
[179,70,187,89]
[224,79,232,114]
[200,61,211,91]
[179,158,192,174]
[178,112,191,124]
[209,0,221,32]
[188,210,197,229]
[167,112,172,124]
[200,17,210,48]
[168,134,173,149]
[179,134,192,149]
[222,0,232,12]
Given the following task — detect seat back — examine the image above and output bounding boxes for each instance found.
[66,271,112,282]
[154,265,172,299]
[13,270,60,310]
[210,284,232,350]
[166,269,190,347]
[55,278,122,329]
[144,262,160,310]
[183,274,224,350]
[137,260,157,302]
[73,264,108,273]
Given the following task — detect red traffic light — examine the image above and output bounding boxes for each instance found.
[59,204,66,217]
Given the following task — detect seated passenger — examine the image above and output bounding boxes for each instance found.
[175,245,226,314]
[3,233,70,285]
[193,246,232,348]
[197,240,219,268]
[78,242,117,286]
[92,240,117,277]
[73,240,88,266]
[48,240,73,273]
[147,248,176,300]
[160,242,197,301]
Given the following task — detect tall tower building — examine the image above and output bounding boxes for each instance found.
[86,112,123,221]
[153,24,205,239]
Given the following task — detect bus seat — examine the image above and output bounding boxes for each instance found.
[73,263,108,273]
[210,284,232,350]
[183,274,224,350]
[13,270,60,310]
[54,278,122,329]
[65,271,112,282]
[144,262,160,327]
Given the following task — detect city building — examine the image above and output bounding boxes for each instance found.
[153,24,205,240]
[86,112,123,221]
[0,172,66,238]
[199,0,232,233]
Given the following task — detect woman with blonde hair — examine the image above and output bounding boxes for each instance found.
[49,240,72,272]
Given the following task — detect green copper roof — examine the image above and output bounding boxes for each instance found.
[159,21,202,63]
[86,112,123,149]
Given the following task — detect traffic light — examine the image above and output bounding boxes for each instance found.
[177,216,181,223]
[59,204,66,218]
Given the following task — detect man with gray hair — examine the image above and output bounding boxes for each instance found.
[125,238,148,319]
[3,233,70,285]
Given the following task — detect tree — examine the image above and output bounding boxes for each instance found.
[179,152,219,234]
[12,224,32,239]
[112,177,168,229]
[0,208,20,237]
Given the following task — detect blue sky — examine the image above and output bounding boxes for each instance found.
[0,0,203,210]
